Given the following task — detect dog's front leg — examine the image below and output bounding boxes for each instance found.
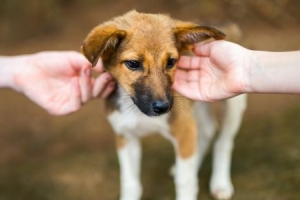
[174,154,198,200]
[171,114,198,200]
[211,94,247,200]
[116,134,142,200]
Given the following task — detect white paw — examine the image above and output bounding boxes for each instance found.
[120,194,141,200]
[210,180,234,200]
[120,183,142,200]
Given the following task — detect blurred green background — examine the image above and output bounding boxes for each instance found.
[0,0,300,200]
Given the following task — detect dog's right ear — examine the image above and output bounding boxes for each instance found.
[81,25,126,67]
[173,21,225,53]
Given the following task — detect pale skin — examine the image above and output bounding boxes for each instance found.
[0,51,115,115]
[1,41,299,116]
[173,40,300,102]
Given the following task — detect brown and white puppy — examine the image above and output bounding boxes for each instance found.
[82,10,247,200]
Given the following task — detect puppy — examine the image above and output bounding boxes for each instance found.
[81,10,247,200]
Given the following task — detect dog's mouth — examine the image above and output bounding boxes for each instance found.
[132,96,173,117]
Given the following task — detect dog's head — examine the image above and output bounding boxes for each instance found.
[82,11,225,116]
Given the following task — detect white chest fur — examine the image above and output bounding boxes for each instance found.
[108,108,171,138]
[107,87,172,139]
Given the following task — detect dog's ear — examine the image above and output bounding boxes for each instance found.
[173,22,225,51]
[81,25,126,67]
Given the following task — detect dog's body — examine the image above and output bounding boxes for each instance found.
[82,11,247,200]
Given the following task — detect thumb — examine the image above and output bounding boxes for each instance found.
[193,40,229,56]
[193,41,214,56]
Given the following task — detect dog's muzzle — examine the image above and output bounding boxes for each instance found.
[133,96,173,117]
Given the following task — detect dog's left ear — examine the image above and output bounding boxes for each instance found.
[81,25,126,67]
[174,22,226,50]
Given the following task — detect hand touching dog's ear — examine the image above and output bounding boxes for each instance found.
[81,25,126,67]
[173,22,225,51]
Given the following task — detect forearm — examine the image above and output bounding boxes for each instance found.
[246,50,300,94]
[0,55,27,91]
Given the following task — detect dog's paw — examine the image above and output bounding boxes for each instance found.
[119,194,141,200]
[119,183,142,200]
[210,180,234,200]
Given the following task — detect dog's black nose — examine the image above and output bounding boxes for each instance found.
[152,101,170,114]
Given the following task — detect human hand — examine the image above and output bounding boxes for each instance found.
[173,40,251,101]
[12,51,115,115]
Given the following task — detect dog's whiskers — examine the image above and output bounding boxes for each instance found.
[172,96,191,115]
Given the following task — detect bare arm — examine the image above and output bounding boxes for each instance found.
[0,51,115,115]
[173,40,300,101]
[248,50,300,94]
[0,55,24,89]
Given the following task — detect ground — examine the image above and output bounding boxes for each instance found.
[0,0,300,200]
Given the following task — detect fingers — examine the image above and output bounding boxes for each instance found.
[65,51,91,70]
[193,40,223,56]
[91,59,105,73]
[65,51,105,73]
[178,41,224,69]
[173,69,198,98]
[178,55,202,70]
[75,54,113,102]
[193,41,213,56]
[93,72,115,98]
[67,51,105,103]
[175,63,201,83]
[79,67,92,103]
[172,77,202,101]
[193,40,230,57]
[99,81,116,98]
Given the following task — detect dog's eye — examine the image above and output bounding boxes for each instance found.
[166,58,177,69]
[124,60,142,71]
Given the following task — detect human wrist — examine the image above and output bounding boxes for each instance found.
[0,55,28,91]
[228,48,256,95]
[243,50,267,93]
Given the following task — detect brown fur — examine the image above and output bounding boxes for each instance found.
[81,10,225,155]
[170,98,198,158]
[81,12,247,200]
